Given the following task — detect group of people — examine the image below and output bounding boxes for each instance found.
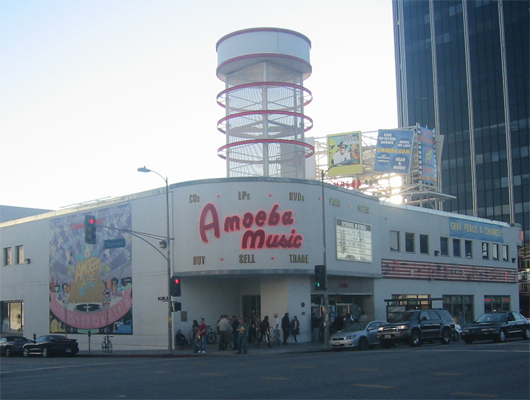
[175,312,301,353]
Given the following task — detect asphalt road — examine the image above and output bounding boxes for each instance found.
[1,340,529,399]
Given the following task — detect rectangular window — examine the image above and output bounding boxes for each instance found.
[492,243,499,260]
[453,239,461,257]
[440,237,449,256]
[390,231,400,252]
[482,242,489,260]
[405,232,415,253]
[3,248,12,266]
[0,301,23,333]
[502,245,509,261]
[420,234,429,254]
[465,240,472,258]
[15,245,24,265]
[484,295,510,313]
[442,295,474,324]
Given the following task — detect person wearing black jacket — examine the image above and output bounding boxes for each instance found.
[231,315,239,351]
[281,313,291,345]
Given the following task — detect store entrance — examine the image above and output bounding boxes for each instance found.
[242,295,261,321]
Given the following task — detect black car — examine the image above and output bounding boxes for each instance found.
[23,335,79,357]
[0,336,31,357]
[461,311,530,344]
[377,309,455,347]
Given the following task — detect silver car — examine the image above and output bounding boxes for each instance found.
[329,320,388,350]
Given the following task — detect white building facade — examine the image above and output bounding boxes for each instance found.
[1,177,522,350]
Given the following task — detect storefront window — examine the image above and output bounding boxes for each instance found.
[484,295,510,313]
[0,301,23,333]
[442,295,474,324]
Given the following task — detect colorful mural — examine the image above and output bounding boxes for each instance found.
[49,204,132,335]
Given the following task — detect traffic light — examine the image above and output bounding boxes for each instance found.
[84,215,97,244]
[314,265,326,291]
[172,301,182,312]
[170,276,181,297]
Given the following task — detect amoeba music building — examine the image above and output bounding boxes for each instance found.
[0,177,522,350]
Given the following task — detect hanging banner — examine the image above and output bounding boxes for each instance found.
[373,129,414,174]
[326,131,363,177]
[418,127,437,185]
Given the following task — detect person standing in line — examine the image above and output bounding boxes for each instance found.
[291,315,300,343]
[218,315,232,350]
[236,319,248,354]
[198,318,207,353]
[281,313,291,345]
[273,313,282,345]
[231,315,239,351]
[191,320,199,353]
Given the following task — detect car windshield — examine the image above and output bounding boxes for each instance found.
[476,313,506,323]
[390,312,416,323]
[341,322,368,332]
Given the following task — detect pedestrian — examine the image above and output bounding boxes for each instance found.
[198,318,207,353]
[236,319,248,354]
[291,315,300,343]
[273,313,282,345]
[175,329,187,349]
[257,315,270,347]
[281,313,290,344]
[218,315,232,350]
[191,320,199,353]
[231,315,239,351]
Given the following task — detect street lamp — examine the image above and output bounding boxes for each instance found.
[137,166,173,351]
[320,161,349,348]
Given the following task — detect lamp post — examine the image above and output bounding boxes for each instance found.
[137,166,173,351]
[320,161,348,348]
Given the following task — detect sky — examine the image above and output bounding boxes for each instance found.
[0,0,398,210]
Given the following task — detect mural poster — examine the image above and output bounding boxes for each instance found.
[49,204,132,335]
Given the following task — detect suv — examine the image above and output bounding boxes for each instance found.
[377,309,455,347]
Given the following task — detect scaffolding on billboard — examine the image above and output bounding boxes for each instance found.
[311,124,455,210]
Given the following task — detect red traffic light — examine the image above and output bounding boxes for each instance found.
[174,278,180,284]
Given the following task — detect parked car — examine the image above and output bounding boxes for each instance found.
[23,335,79,357]
[377,309,455,347]
[0,336,31,357]
[461,311,530,344]
[329,320,388,350]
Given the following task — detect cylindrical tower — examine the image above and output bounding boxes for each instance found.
[216,28,314,178]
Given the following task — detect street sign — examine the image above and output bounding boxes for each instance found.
[157,296,168,302]
[104,238,126,249]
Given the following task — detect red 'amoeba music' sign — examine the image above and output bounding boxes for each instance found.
[199,203,303,250]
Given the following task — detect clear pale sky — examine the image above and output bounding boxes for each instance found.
[1,0,397,210]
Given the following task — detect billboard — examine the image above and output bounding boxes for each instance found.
[418,127,437,185]
[326,132,363,177]
[373,129,414,174]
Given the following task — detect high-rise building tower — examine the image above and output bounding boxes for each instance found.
[392,0,529,299]
[216,28,314,178]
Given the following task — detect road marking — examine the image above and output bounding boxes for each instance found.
[452,392,497,398]
[351,383,393,389]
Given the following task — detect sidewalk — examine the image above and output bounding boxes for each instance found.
[79,341,330,358]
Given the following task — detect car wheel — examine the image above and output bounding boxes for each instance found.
[495,329,506,343]
[522,327,530,340]
[23,348,30,357]
[440,328,452,345]
[409,330,423,347]
[42,347,49,358]
[358,337,369,351]
[5,347,12,357]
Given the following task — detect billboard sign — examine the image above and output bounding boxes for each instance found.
[373,129,414,174]
[418,127,437,185]
[326,132,363,177]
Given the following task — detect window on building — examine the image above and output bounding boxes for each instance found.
[15,245,24,265]
[453,239,461,257]
[482,242,489,259]
[465,240,472,258]
[440,237,449,256]
[443,295,474,324]
[484,295,510,313]
[0,301,23,333]
[502,245,509,261]
[390,231,400,252]
[492,243,499,260]
[3,248,12,267]
[405,232,415,253]
[420,234,429,254]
